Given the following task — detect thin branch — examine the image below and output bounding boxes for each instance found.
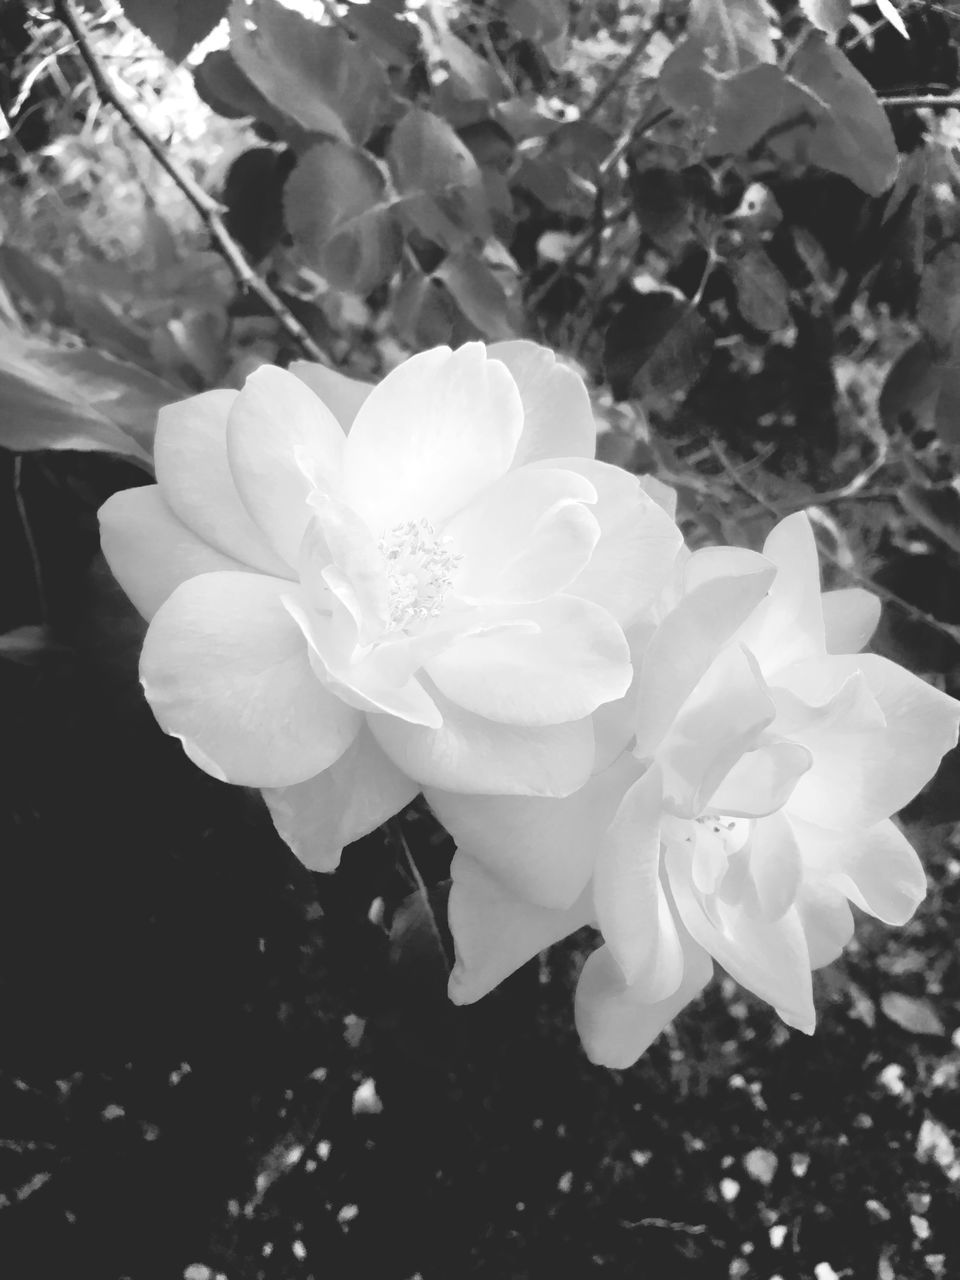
[54,0,328,364]
[14,457,48,624]
[580,11,661,125]
[878,93,960,109]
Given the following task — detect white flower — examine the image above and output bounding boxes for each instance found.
[429,512,960,1067]
[99,341,681,867]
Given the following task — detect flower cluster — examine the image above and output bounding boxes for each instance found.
[100,341,960,1068]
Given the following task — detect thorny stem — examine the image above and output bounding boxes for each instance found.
[54,0,328,365]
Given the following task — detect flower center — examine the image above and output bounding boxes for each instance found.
[378,518,461,632]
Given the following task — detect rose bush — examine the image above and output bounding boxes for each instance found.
[99,341,682,868]
[428,512,960,1067]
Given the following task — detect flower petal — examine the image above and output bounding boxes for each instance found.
[822,587,881,654]
[793,879,855,968]
[744,809,802,921]
[574,933,714,1069]
[706,740,812,818]
[790,815,927,926]
[594,767,684,997]
[369,683,596,796]
[633,553,776,758]
[539,459,683,629]
[154,389,290,576]
[488,340,595,465]
[785,653,960,828]
[261,725,418,871]
[445,465,600,604]
[226,366,346,567]
[289,360,373,431]
[448,851,593,1004]
[425,751,644,910]
[426,595,631,726]
[343,344,523,530]
[140,573,361,787]
[99,485,252,620]
[666,840,816,1032]
[738,512,825,674]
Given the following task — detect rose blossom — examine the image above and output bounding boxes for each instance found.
[99,341,681,867]
[427,510,960,1067]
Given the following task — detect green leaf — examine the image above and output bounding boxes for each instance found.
[193,48,286,128]
[918,244,960,347]
[730,248,791,332]
[687,0,776,71]
[934,336,960,450]
[876,0,909,40]
[706,64,821,157]
[388,109,491,250]
[878,338,943,434]
[0,327,176,466]
[394,271,469,350]
[230,0,389,144]
[285,141,401,295]
[785,33,899,197]
[120,0,228,63]
[880,992,945,1037]
[604,292,714,403]
[504,0,569,64]
[434,253,519,340]
[798,0,851,36]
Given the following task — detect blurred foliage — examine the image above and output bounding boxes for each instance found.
[3,0,960,1276]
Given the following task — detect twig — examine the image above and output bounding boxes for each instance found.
[878,94,960,109]
[13,458,48,624]
[580,11,660,125]
[54,0,328,364]
[710,441,960,650]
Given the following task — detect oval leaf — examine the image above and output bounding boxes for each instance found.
[880,992,945,1037]
[388,108,491,250]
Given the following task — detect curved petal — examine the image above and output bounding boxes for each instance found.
[538,459,683,629]
[822,587,881,654]
[369,683,596,797]
[793,879,855,968]
[789,815,927,926]
[444,465,600,604]
[744,809,802,922]
[154,389,290,576]
[426,595,631,726]
[343,344,523,531]
[261,725,418,871]
[488,340,595,465]
[299,496,388,639]
[574,933,713,1069]
[289,360,372,431]
[633,554,776,758]
[425,751,644,910]
[705,740,812,818]
[140,573,361,787]
[738,512,825,674]
[227,366,346,567]
[666,841,816,1032]
[448,851,593,1004]
[99,486,252,620]
[785,654,960,828]
[594,767,684,997]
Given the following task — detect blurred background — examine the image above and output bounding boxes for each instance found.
[2,1,960,1276]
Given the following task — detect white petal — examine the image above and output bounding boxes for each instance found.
[539,459,683,629]
[488,339,595,465]
[666,841,816,1032]
[637,473,678,520]
[744,810,802,921]
[99,486,251,620]
[793,879,855,968]
[707,740,812,818]
[154,388,290,576]
[574,933,714,1069]
[261,725,418,871]
[448,851,593,1004]
[445,464,600,604]
[369,684,596,797]
[789,815,927,926]
[426,595,631,726]
[594,767,684,996]
[785,653,960,828]
[140,573,361,787]
[227,366,346,567]
[425,751,644,910]
[289,360,372,431]
[343,344,523,530]
[738,512,826,673]
[822,587,881,654]
[633,554,776,758]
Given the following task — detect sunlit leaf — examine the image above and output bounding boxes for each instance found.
[687,0,777,71]
[880,992,945,1037]
[876,0,909,40]
[798,0,851,36]
[388,108,491,250]
[434,253,518,340]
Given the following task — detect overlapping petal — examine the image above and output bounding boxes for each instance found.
[342,344,524,530]
[99,485,251,620]
[289,360,372,431]
[226,367,346,568]
[261,725,418,872]
[488,340,595,466]
[140,572,361,787]
[821,587,881,654]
